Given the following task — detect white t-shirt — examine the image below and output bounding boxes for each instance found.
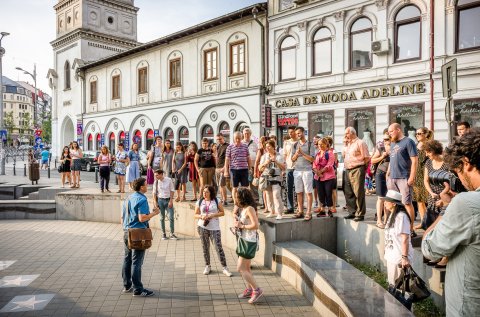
[196,199,221,231]
[384,211,413,264]
[260,153,284,182]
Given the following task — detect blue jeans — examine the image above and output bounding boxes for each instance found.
[286,169,295,211]
[122,231,145,292]
[158,198,174,234]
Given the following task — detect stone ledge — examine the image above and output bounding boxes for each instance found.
[273,240,414,317]
[0,200,56,220]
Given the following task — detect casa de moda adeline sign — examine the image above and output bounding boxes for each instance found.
[274,82,426,108]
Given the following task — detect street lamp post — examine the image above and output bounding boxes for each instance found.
[15,65,37,130]
[0,31,10,176]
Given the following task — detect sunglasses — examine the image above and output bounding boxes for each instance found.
[416,132,424,135]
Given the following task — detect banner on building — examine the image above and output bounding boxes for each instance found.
[154,129,159,138]
[100,133,105,146]
[262,105,272,128]
[277,113,299,127]
[124,132,130,149]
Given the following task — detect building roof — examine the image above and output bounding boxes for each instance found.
[1,75,20,88]
[79,2,267,71]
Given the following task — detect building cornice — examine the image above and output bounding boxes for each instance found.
[54,0,138,13]
[50,29,139,50]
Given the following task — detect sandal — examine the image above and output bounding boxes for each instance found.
[293,213,304,219]
[304,214,312,221]
[376,222,385,229]
[330,208,337,213]
[414,224,423,230]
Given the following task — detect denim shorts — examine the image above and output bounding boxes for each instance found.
[231,169,249,188]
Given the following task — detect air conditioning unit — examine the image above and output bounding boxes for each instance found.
[294,0,309,5]
[372,39,390,55]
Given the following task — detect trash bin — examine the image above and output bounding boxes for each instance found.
[28,162,40,185]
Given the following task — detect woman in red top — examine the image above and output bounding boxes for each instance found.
[313,138,336,217]
[187,141,199,201]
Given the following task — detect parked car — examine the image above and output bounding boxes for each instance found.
[80,151,100,171]
[336,151,344,189]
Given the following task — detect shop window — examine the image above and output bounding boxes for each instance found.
[138,67,148,94]
[95,133,101,150]
[230,41,245,76]
[456,0,480,52]
[108,132,115,154]
[280,36,296,81]
[90,80,97,104]
[453,99,480,135]
[169,58,182,88]
[133,130,142,149]
[389,104,425,141]
[235,122,249,133]
[179,126,189,145]
[218,121,231,144]
[350,18,372,70]
[276,113,299,148]
[202,124,214,144]
[146,129,154,150]
[164,127,174,142]
[395,5,421,62]
[204,48,218,81]
[345,108,376,153]
[312,28,332,75]
[112,75,120,100]
[64,60,71,90]
[118,131,125,146]
[87,134,93,151]
[308,111,334,142]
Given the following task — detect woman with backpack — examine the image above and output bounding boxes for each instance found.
[194,185,232,277]
[172,142,188,201]
[147,136,163,185]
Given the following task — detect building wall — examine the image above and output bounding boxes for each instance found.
[267,0,480,149]
[2,83,35,143]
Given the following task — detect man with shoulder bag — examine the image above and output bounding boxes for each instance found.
[121,177,159,297]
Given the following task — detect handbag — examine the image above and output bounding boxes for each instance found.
[125,200,153,250]
[236,237,258,259]
[146,167,154,185]
[258,175,269,191]
[57,164,64,173]
[395,267,430,303]
[252,177,259,187]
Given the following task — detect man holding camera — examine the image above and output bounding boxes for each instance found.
[422,128,480,317]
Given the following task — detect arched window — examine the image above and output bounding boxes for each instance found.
[95,133,101,150]
[350,18,373,70]
[164,128,174,142]
[64,60,71,89]
[456,0,480,52]
[145,129,154,150]
[133,130,142,149]
[178,126,189,145]
[312,28,332,75]
[118,131,125,146]
[108,132,115,154]
[218,121,231,144]
[202,125,214,144]
[395,5,421,62]
[87,134,93,151]
[235,122,249,133]
[280,36,296,81]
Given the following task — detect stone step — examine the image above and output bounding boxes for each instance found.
[0,200,56,220]
[28,192,39,200]
[37,187,74,200]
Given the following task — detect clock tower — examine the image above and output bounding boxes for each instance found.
[49,0,139,156]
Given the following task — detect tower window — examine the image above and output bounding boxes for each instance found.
[108,16,114,24]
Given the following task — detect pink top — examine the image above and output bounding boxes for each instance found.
[342,137,370,169]
[313,149,336,181]
[98,154,111,167]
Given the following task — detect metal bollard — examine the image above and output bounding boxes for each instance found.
[47,165,51,178]
[115,173,118,185]
[13,162,16,176]
[24,164,27,176]
[55,159,57,168]
[95,167,99,183]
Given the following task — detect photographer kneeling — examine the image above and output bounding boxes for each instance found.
[421,128,480,317]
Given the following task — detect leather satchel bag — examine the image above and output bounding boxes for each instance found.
[236,237,258,259]
[125,200,153,250]
[127,228,153,250]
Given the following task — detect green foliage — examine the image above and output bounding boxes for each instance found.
[42,115,52,143]
[3,111,16,143]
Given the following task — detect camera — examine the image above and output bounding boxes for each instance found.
[203,219,210,227]
[429,170,466,193]
[268,167,276,177]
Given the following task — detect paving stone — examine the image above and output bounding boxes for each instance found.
[0,220,318,316]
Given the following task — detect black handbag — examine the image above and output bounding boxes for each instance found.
[57,164,64,173]
[392,267,431,307]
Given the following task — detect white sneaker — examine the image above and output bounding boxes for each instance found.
[222,267,233,277]
[203,265,211,275]
[276,215,283,220]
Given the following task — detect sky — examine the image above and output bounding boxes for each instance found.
[0,0,263,93]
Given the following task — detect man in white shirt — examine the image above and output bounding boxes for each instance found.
[283,126,298,214]
[152,169,177,240]
[242,128,259,201]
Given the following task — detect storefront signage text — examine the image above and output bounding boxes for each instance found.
[277,113,299,127]
[275,82,426,108]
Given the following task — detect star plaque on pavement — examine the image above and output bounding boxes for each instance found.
[0,275,39,288]
[0,294,55,313]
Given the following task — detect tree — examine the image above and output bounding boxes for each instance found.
[42,115,52,144]
[3,111,16,144]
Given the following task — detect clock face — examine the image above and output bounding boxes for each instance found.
[280,0,294,11]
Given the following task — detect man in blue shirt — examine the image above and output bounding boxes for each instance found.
[40,148,50,170]
[387,123,418,234]
[121,177,159,297]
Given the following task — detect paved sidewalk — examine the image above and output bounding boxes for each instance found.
[0,220,318,317]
